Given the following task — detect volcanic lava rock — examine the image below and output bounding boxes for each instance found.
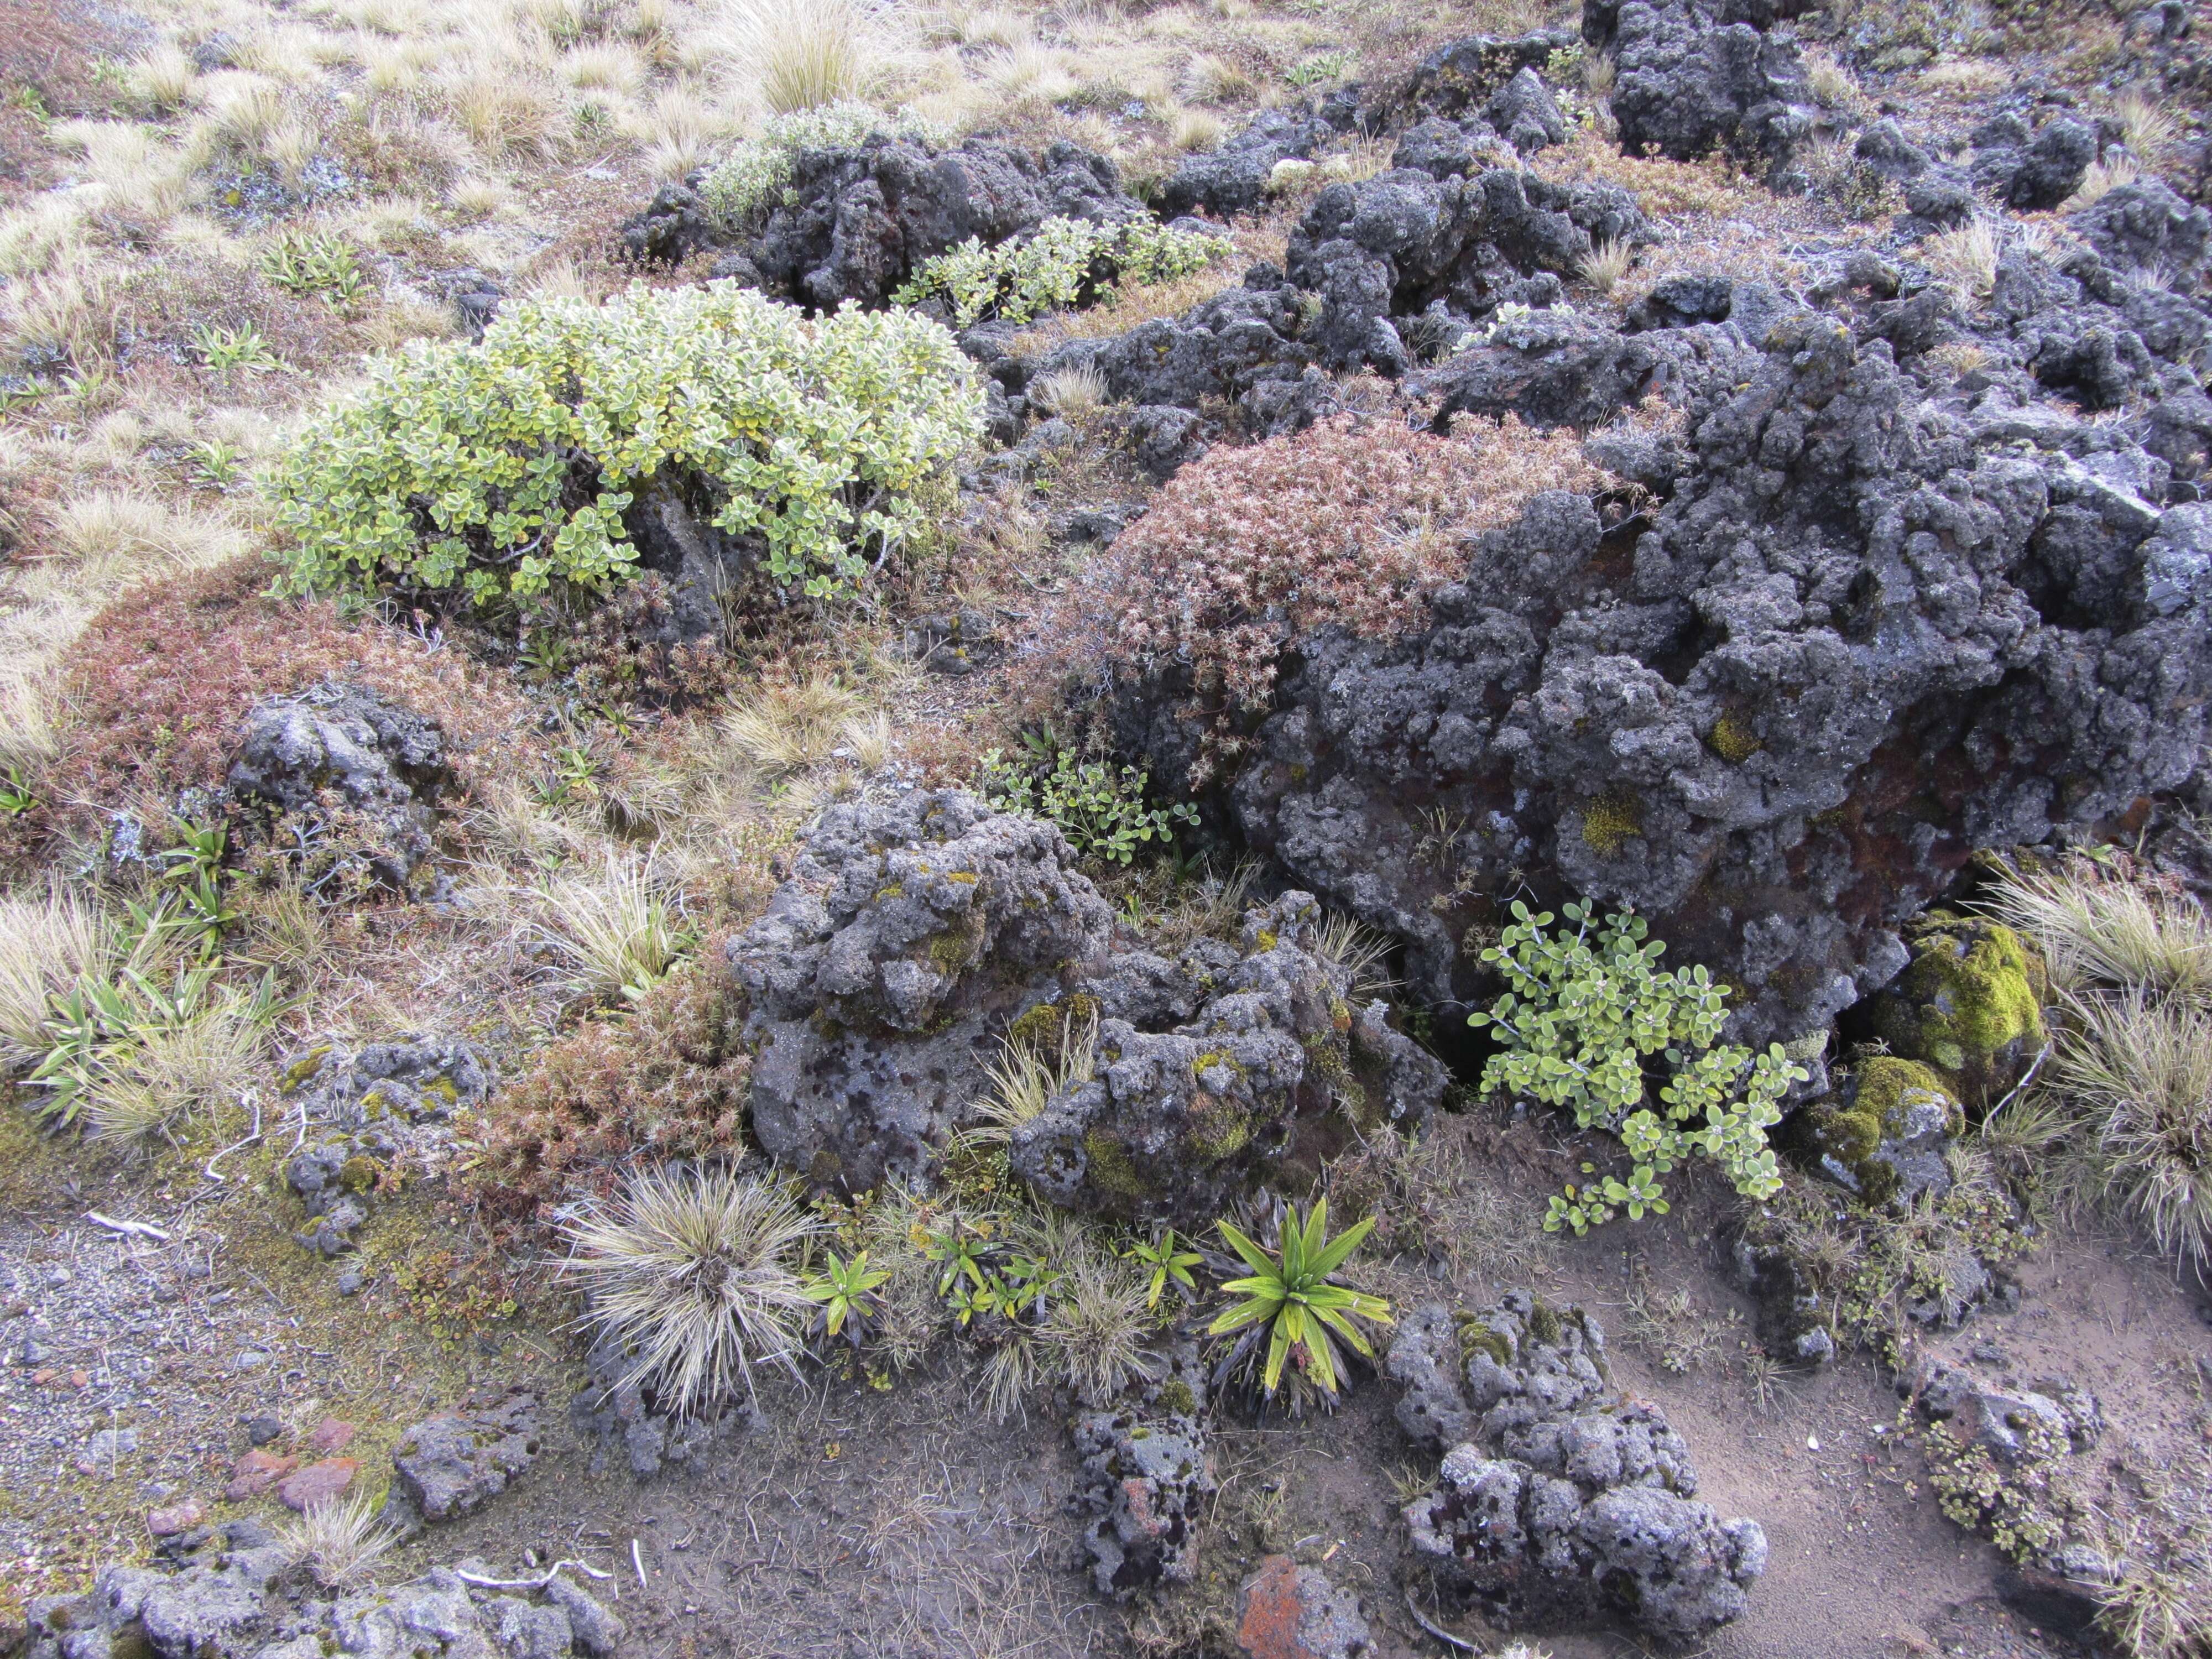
[226,680,450,892]
[622,131,1146,311]
[1282,164,1645,371]
[22,1521,623,1659]
[1072,1407,1217,1597]
[1583,0,1815,176]
[729,798,1443,1215]
[1159,106,1345,219]
[1236,1555,1373,1659]
[1107,306,2212,1053]
[728,789,1116,1191]
[385,1390,541,1526]
[1392,1293,1766,1643]
[1010,892,1447,1222]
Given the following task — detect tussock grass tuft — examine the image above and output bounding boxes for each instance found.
[0,885,104,1067]
[1985,860,2212,1004]
[561,1165,817,1414]
[1040,1248,1160,1406]
[1923,218,2000,304]
[1579,234,1632,295]
[963,1008,1098,1149]
[1029,362,1107,420]
[719,675,864,776]
[2115,89,2178,167]
[534,853,687,1002]
[2067,155,2140,211]
[2046,990,2212,1267]
[724,0,876,113]
[278,1490,400,1588]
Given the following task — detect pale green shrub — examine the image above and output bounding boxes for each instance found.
[1468,899,1805,1233]
[699,102,948,228]
[272,283,983,607]
[896,215,1233,327]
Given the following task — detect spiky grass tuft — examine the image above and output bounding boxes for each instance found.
[1028,362,1107,420]
[278,1489,400,1588]
[1923,218,2000,304]
[1984,860,2212,1004]
[534,853,687,1002]
[1579,235,1632,296]
[561,1165,817,1415]
[0,885,104,1067]
[1040,1247,1160,1406]
[2047,990,2212,1268]
[963,1008,1098,1149]
[723,0,875,113]
[719,675,864,777]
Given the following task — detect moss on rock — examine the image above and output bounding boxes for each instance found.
[1795,1056,1962,1208]
[1871,915,2048,1107]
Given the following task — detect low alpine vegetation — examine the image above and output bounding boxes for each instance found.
[895,215,1232,327]
[1469,900,1805,1234]
[980,739,1196,867]
[273,283,983,609]
[1208,1197,1390,1401]
[559,1165,818,1413]
[1050,413,1610,773]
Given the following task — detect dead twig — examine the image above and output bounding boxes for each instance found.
[1402,1585,1480,1653]
[86,1211,170,1242]
[453,1559,613,1592]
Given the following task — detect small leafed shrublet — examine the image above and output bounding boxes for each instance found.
[272,283,983,608]
[1053,413,1609,752]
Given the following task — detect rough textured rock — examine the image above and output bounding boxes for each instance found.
[728,789,1116,1191]
[570,1330,718,1480]
[385,1390,541,1526]
[1071,1407,1217,1597]
[1392,27,1579,125]
[2072,179,2212,285]
[225,680,451,892]
[1902,1348,2104,1465]
[22,1523,623,1659]
[1159,106,1344,218]
[287,1037,493,1130]
[1392,1293,1766,1643]
[730,795,1441,1214]
[1863,915,2048,1107]
[1791,1056,1964,1208]
[1109,302,2212,1053]
[1970,114,2097,213]
[622,132,1144,311]
[1583,0,1814,178]
[1236,1555,1373,1658]
[1010,891,1447,1222]
[1282,165,1646,371]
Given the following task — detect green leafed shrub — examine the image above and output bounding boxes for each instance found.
[980,743,1196,867]
[896,215,1233,327]
[271,282,983,608]
[699,102,949,228]
[1467,899,1806,1233]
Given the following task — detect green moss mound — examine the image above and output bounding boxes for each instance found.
[1872,915,2048,1106]
[1796,1057,1961,1208]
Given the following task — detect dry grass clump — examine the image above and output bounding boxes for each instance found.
[531,852,689,1003]
[1536,129,1750,219]
[278,1490,400,1588]
[0,884,104,1066]
[1038,1249,1160,1406]
[717,674,870,778]
[561,1163,817,1413]
[85,999,268,1149]
[1801,46,1865,113]
[1578,235,1632,295]
[1029,361,1108,420]
[1042,413,1611,749]
[2043,992,2212,1267]
[2114,89,2178,168]
[475,956,753,1222]
[1984,859,2212,1004]
[721,0,879,113]
[962,1008,1098,1150]
[2067,155,2141,212]
[1986,861,2212,1267]
[1923,217,2001,304]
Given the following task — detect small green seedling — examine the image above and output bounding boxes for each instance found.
[1208,1198,1391,1396]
